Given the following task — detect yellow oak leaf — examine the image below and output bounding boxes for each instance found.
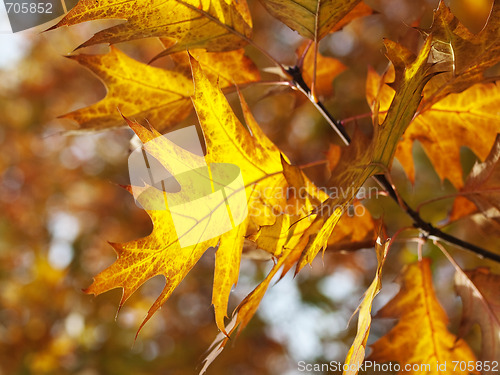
[343,237,389,375]
[366,67,500,188]
[369,258,478,375]
[85,53,318,337]
[455,267,500,366]
[48,0,252,53]
[258,0,363,41]
[62,47,259,131]
[84,56,286,334]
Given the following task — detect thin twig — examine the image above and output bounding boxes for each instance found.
[415,187,500,212]
[176,0,290,78]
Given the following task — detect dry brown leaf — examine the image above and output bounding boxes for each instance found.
[455,267,500,369]
[459,134,500,223]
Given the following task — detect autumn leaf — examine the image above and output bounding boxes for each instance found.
[362,1,500,187]
[62,47,259,131]
[84,55,289,334]
[455,267,500,367]
[343,237,389,375]
[367,67,500,188]
[369,258,477,375]
[296,41,346,98]
[258,0,363,41]
[48,0,252,53]
[421,0,500,106]
[405,83,500,188]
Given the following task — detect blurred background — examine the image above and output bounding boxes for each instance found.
[1,0,499,374]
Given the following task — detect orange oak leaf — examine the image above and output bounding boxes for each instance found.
[296,41,346,98]
[343,237,389,375]
[369,258,478,375]
[421,1,500,107]
[62,47,259,131]
[421,0,500,107]
[455,267,500,368]
[366,68,500,188]
[48,0,252,53]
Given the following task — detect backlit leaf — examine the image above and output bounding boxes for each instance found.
[49,0,252,53]
[62,47,259,131]
[369,259,477,375]
[343,237,389,375]
[85,56,286,334]
[366,67,500,188]
[422,0,500,105]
